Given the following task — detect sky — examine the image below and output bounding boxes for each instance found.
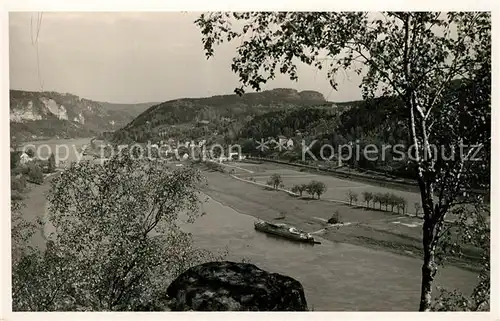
[9,12,364,104]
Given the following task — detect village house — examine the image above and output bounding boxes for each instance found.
[19,152,31,165]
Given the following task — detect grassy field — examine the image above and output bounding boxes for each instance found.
[203,162,482,271]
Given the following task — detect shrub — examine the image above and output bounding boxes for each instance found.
[24,163,44,185]
[11,151,22,169]
[11,175,27,193]
[328,211,341,224]
[11,190,25,201]
[265,179,275,190]
[205,161,224,172]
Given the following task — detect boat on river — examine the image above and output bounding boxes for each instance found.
[254,220,320,244]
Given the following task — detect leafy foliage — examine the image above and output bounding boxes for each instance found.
[14,162,44,185]
[362,191,373,207]
[328,211,341,224]
[12,152,226,311]
[10,90,150,141]
[346,190,358,205]
[48,153,56,173]
[113,88,326,143]
[433,204,489,311]
[196,12,491,311]
[269,173,283,190]
[239,106,340,140]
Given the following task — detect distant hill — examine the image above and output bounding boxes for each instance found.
[9,90,157,142]
[113,88,330,143]
[99,101,160,119]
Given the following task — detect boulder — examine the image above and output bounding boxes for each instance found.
[166,261,308,311]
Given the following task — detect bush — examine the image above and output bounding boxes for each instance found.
[11,175,27,193]
[11,190,25,201]
[328,211,341,224]
[204,161,224,172]
[269,173,283,189]
[48,153,56,173]
[11,151,22,169]
[22,163,44,185]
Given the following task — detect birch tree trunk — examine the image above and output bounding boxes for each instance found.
[419,217,437,311]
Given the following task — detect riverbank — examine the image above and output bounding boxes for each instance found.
[201,170,481,272]
[13,158,479,310]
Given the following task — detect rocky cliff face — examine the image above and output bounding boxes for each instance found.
[9,90,154,141]
[166,261,308,311]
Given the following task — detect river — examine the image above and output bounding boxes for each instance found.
[25,138,477,311]
[21,137,93,164]
[180,195,476,311]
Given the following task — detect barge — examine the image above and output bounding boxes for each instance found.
[254,220,320,244]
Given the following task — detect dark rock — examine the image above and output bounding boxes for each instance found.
[166,261,308,311]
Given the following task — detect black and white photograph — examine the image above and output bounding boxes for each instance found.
[2,4,495,317]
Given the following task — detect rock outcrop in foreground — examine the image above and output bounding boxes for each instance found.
[166,261,308,311]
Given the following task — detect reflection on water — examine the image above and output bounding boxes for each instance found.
[180,195,478,311]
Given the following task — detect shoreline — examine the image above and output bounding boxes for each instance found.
[201,170,481,273]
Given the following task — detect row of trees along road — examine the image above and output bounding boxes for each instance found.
[196,12,490,311]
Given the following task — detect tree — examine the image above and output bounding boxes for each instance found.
[269,173,283,190]
[291,184,305,196]
[414,202,422,217]
[197,12,490,310]
[351,192,358,205]
[397,197,407,215]
[25,148,35,158]
[362,191,373,208]
[308,180,327,199]
[12,152,225,311]
[388,194,398,212]
[373,193,382,210]
[305,183,315,198]
[11,150,22,169]
[48,153,56,173]
[346,190,357,206]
